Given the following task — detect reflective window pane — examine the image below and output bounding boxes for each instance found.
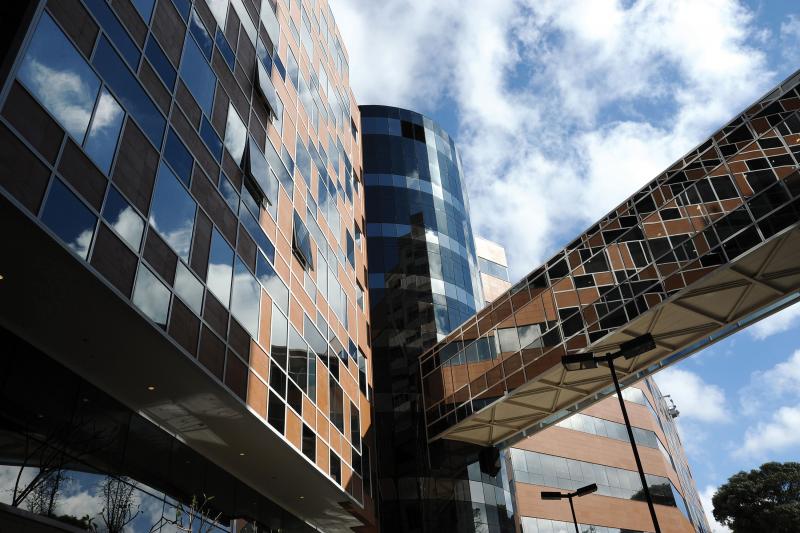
[133,265,170,326]
[102,186,144,250]
[180,34,216,116]
[93,36,165,146]
[223,102,247,164]
[132,0,155,22]
[18,13,100,142]
[149,164,196,260]
[145,37,176,89]
[41,179,97,259]
[206,0,228,28]
[174,260,204,315]
[247,137,279,206]
[231,258,260,338]
[257,253,288,313]
[189,9,213,59]
[84,0,141,69]
[164,128,193,186]
[207,229,234,307]
[200,117,222,160]
[84,89,125,174]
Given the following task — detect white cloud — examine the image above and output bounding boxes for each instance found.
[332,0,774,280]
[749,302,800,340]
[739,349,800,415]
[699,485,732,533]
[0,466,36,506]
[655,367,730,423]
[780,14,800,64]
[738,404,800,457]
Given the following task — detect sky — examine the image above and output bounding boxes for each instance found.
[330,0,800,531]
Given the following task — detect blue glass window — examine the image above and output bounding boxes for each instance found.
[132,0,155,23]
[256,61,281,120]
[219,175,239,214]
[132,265,170,326]
[200,117,223,161]
[171,0,190,21]
[207,229,234,307]
[102,186,144,251]
[295,135,312,186]
[84,89,124,174]
[256,38,273,73]
[223,103,247,164]
[247,137,279,206]
[281,145,295,178]
[149,164,196,261]
[292,212,314,271]
[18,13,100,142]
[189,9,213,59]
[286,47,299,88]
[93,36,165,146]
[231,258,260,338]
[164,128,193,186]
[179,34,216,116]
[264,138,293,198]
[215,30,235,70]
[257,253,288,313]
[145,37,176,90]
[41,179,97,260]
[84,0,140,69]
[274,55,286,80]
[174,260,203,315]
[242,209,276,264]
[346,231,355,267]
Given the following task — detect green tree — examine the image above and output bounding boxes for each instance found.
[712,461,800,533]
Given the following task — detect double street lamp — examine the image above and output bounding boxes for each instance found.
[561,333,662,533]
[541,483,598,533]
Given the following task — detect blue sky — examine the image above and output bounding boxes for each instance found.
[333,1,800,530]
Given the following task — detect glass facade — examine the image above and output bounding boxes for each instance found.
[0,0,371,530]
[361,105,511,532]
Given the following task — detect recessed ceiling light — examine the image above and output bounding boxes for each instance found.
[147,385,156,391]
[299,496,304,499]
[239,452,246,456]
[0,274,4,280]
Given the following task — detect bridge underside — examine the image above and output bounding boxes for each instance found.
[435,224,800,446]
[420,69,800,447]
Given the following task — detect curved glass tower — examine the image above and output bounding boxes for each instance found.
[361,105,513,532]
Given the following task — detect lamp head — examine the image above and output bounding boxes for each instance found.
[561,353,598,371]
[540,491,563,500]
[618,333,656,359]
[574,483,598,497]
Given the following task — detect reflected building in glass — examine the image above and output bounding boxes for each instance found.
[0,0,374,531]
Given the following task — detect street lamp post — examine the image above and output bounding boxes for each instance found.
[561,333,662,533]
[541,483,598,533]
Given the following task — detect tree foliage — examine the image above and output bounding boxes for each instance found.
[712,461,800,533]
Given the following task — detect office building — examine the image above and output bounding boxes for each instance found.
[1,0,799,532]
[0,0,373,531]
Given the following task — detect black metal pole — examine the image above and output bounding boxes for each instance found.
[568,495,579,533]
[607,356,662,533]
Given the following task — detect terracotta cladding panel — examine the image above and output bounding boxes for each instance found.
[247,371,267,419]
[285,409,302,450]
[316,437,329,474]
[249,340,269,382]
